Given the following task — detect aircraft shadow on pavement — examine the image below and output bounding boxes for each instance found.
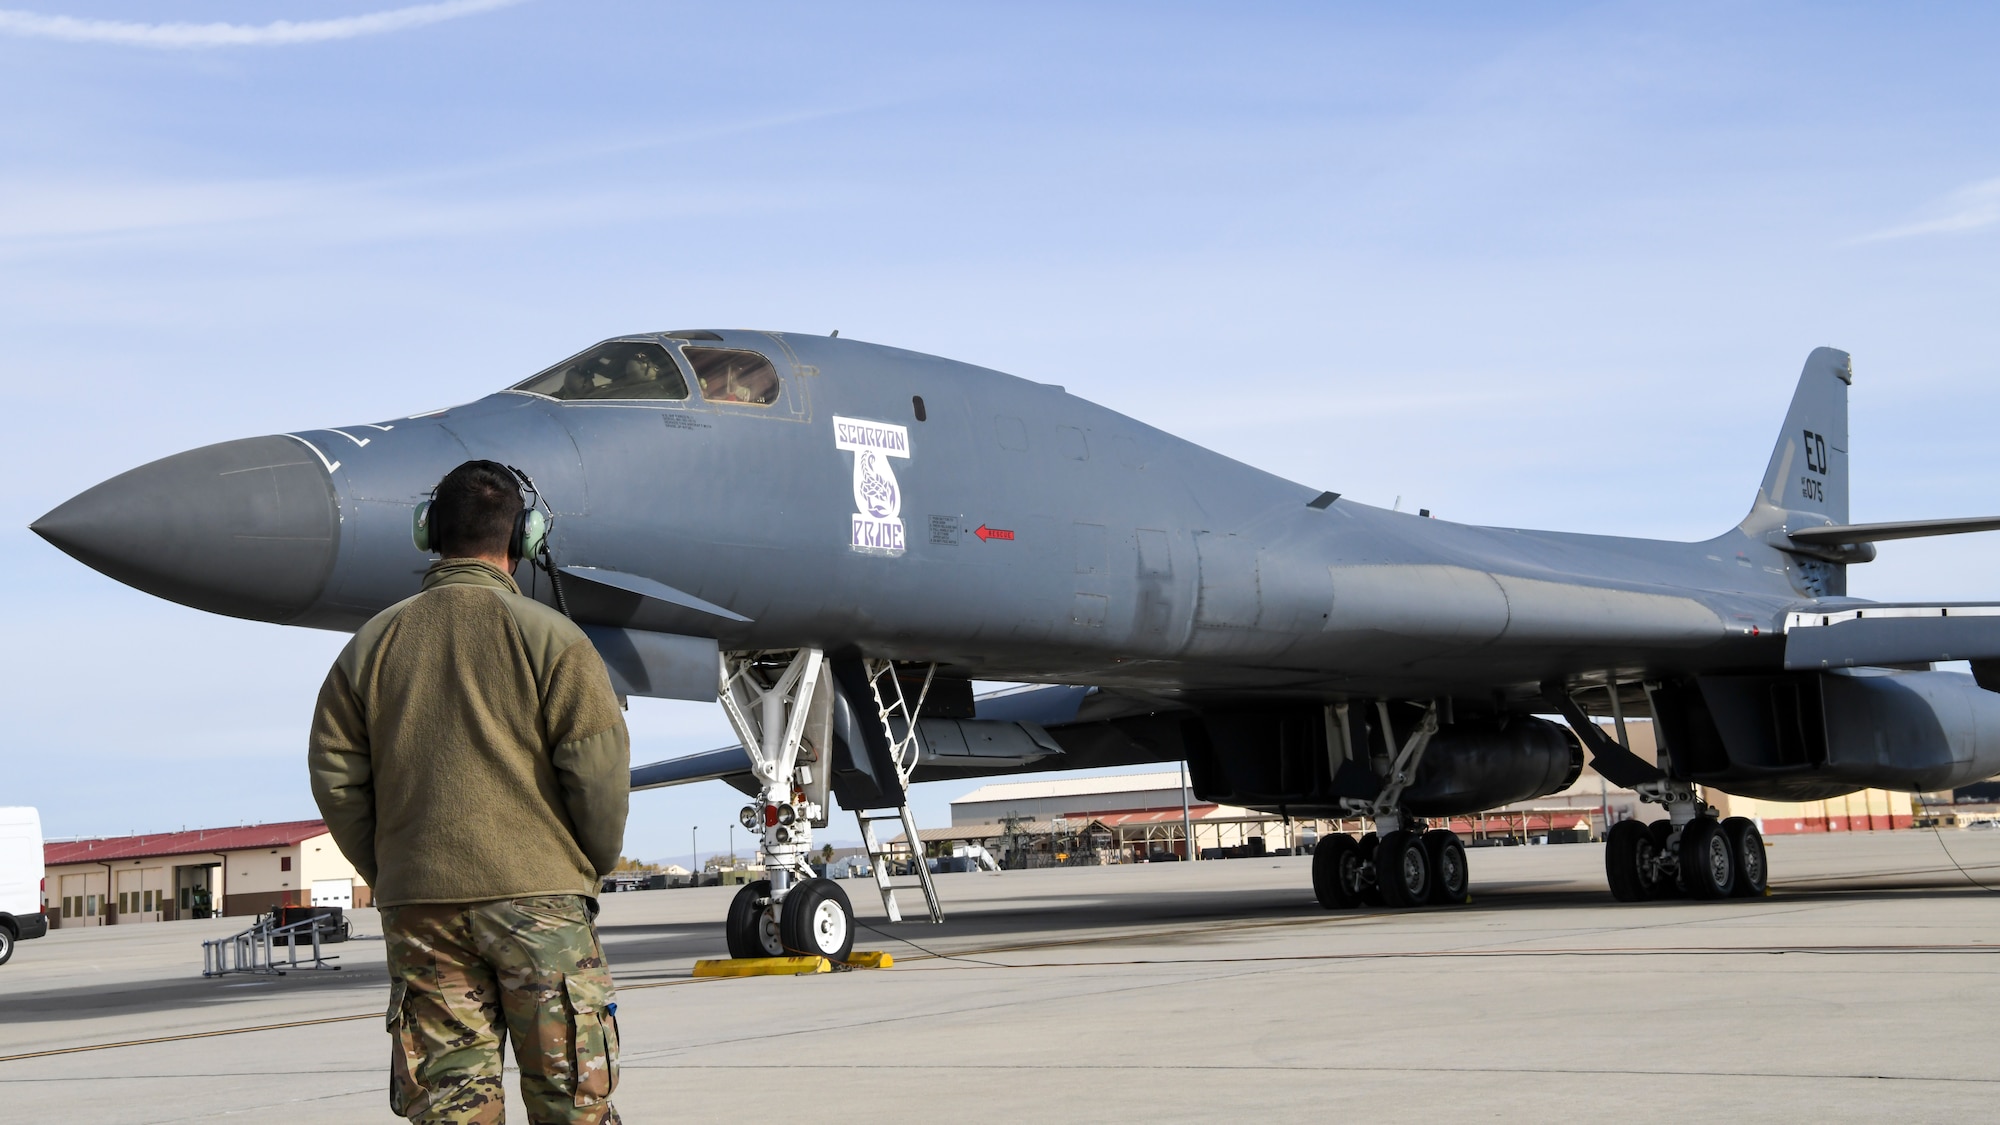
[2,961,392,1026]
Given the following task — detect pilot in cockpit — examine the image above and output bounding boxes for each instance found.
[703,358,777,404]
[561,363,597,398]
[622,351,664,388]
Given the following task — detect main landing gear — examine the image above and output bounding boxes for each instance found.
[1312,823,1472,909]
[1603,782,1768,903]
[1312,701,1474,911]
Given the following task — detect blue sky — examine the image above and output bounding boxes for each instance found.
[3,1,1997,866]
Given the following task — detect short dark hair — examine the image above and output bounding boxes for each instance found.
[431,460,522,559]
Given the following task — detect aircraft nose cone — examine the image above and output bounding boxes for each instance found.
[32,435,340,623]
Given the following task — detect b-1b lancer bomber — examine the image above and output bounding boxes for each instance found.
[34,334,2000,959]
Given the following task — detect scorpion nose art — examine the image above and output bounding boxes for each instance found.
[31,435,340,624]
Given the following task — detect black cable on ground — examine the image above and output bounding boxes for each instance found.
[1915,794,2000,893]
[851,917,1013,968]
[1928,826,2000,892]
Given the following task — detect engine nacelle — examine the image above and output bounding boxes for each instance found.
[1401,716,1583,816]
[1178,706,1582,818]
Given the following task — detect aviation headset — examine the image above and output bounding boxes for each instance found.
[411,463,550,561]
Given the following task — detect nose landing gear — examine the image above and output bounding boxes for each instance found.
[715,648,860,961]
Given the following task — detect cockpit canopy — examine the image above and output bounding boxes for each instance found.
[684,346,779,405]
[512,340,688,401]
[511,338,781,406]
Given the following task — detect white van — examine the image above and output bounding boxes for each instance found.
[0,807,49,964]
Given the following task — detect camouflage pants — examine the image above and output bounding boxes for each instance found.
[381,896,620,1124]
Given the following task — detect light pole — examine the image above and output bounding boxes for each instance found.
[692,826,698,882]
[1180,759,1195,861]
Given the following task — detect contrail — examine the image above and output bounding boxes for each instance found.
[1855,175,2000,243]
[0,0,528,48]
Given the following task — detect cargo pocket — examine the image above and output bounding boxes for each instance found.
[385,980,428,1117]
[562,974,620,1105]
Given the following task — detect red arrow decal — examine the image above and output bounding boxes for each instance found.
[973,524,1015,542]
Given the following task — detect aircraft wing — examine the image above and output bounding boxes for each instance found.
[628,683,1139,792]
[1783,604,2000,671]
[631,745,754,789]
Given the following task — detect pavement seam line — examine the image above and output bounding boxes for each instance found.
[0,1012,379,1064]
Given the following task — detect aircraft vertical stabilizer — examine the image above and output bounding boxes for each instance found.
[1748,346,1851,528]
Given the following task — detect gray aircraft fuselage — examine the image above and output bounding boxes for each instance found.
[33,329,1805,704]
[46,332,2000,813]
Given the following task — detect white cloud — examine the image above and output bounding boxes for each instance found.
[0,169,825,267]
[1857,176,2000,242]
[0,0,526,48]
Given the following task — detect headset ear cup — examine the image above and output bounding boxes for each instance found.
[413,500,434,553]
[518,509,548,560]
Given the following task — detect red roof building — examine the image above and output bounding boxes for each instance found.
[44,819,330,866]
[42,819,368,927]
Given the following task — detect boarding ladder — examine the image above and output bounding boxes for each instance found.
[852,659,944,924]
[202,911,345,977]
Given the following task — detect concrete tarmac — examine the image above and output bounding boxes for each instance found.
[6,830,2000,1122]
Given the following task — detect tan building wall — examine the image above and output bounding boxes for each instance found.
[300,832,370,908]
[48,859,192,927]
[1712,788,1915,833]
[221,843,298,917]
[219,832,366,914]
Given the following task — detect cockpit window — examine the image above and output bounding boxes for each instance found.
[512,341,690,401]
[685,347,780,406]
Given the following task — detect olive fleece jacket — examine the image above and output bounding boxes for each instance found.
[308,559,630,907]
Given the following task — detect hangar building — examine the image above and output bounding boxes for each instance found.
[42,819,368,927]
[948,771,1311,861]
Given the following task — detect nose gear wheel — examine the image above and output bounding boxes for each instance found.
[781,877,856,962]
[725,880,785,959]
